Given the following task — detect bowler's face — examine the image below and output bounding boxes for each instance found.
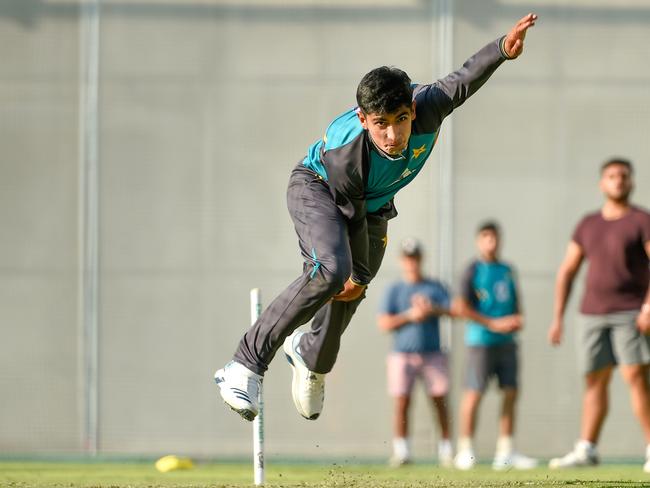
[358,103,415,156]
[600,164,633,202]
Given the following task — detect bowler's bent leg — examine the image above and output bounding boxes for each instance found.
[299,214,388,373]
[233,167,351,375]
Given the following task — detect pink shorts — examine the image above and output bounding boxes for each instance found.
[387,351,449,398]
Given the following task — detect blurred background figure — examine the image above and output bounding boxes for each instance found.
[377,238,454,467]
[548,158,650,472]
[453,222,537,471]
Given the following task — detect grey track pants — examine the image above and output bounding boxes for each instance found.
[233,165,389,375]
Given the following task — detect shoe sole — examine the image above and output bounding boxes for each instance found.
[548,459,599,469]
[223,401,256,422]
[283,341,319,421]
[214,370,257,422]
[492,464,537,471]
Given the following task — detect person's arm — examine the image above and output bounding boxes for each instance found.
[453,297,522,333]
[332,193,368,302]
[511,265,523,327]
[377,285,404,331]
[548,240,584,345]
[454,262,521,333]
[377,312,413,332]
[411,293,451,318]
[636,240,650,334]
[413,14,537,127]
[378,291,450,331]
[378,304,450,331]
[321,137,371,302]
[433,284,456,318]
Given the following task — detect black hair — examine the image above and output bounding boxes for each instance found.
[600,157,633,175]
[356,66,413,115]
[477,220,500,236]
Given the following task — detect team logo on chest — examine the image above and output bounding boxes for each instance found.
[412,144,427,159]
[494,281,510,302]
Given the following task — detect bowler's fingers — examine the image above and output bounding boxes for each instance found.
[514,13,537,38]
[517,13,537,30]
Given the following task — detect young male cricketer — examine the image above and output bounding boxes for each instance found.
[548,158,650,472]
[215,14,538,423]
[453,221,537,471]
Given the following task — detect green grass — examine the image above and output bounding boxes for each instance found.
[1,461,649,487]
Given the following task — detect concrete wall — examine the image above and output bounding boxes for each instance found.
[0,0,649,461]
[0,0,81,451]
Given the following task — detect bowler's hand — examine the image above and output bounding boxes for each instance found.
[637,306,650,335]
[332,278,366,302]
[503,13,537,59]
[489,314,523,333]
[548,318,563,346]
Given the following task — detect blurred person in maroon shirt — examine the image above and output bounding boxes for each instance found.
[547,158,650,472]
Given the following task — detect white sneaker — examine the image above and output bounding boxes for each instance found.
[214,361,262,421]
[493,451,538,470]
[644,445,650,473]
[454,448,476,470]
[549,441,599,469]
[283,331,325,420]
[438,440,454,468]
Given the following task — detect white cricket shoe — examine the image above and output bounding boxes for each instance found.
[454,448,477,470]
[214,360,262,422]
[549,441,599,469]
[644,445,650,473]
[492,451,538,470]
[283,331,325,420]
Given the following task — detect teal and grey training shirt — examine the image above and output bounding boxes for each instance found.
[302,37,512,285]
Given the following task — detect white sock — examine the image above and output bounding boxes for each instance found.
[438,439,453,457]
[393,437,410,460]
[496,436,513,456]
[577,439,596,454]
[457,437,473,453]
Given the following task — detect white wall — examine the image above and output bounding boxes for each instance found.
[0,0,649,460]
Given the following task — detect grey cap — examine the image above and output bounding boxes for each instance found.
[400,237,422,257]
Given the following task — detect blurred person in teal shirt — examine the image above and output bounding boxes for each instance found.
[453,221,536,471]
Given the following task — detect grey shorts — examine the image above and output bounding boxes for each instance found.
[579,311,650,373]
[464,342,518,393]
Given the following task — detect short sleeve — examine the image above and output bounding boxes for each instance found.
[379,283,398,315]
[460,261,477,304]
[640,210,650,244]
[432,282,450,309]
[507,263,521,312]
[571,216,588,248]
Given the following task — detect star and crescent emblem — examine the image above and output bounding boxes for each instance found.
[412,144,427,159]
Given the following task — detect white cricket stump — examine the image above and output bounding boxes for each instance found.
[250,288,264,486]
